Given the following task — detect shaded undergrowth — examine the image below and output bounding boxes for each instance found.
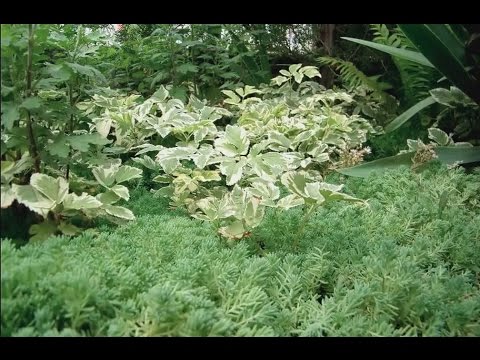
[2,164,479,336]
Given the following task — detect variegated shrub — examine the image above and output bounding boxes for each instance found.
[1,157,142,241]
[84,65,372,241]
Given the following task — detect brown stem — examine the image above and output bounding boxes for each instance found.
[25,24,40,173]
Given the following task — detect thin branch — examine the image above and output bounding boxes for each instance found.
[25,24,40,173]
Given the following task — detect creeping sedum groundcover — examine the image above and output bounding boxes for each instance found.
[2,165,479,336]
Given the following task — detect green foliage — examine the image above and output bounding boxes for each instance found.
[316,56,392,100]
[106,65,374,241]
[344,25,480,141]
[1,25,140,242]
[370,24,439,106]
[338,127,480,178]
[2,166,479,336]
[398,24,480,105]
[3,161,141,240]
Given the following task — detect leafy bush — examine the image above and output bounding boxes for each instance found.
[80,65,375,241]
[2,165,479,336]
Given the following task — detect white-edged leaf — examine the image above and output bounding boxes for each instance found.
[277,194,304,210]
[13,184,53,218]
[1,185,16,208]
[92,163,119,188]
[428,128,451,146]
[218,220,245,240]
[104,205,135,220]
[214,125,250,157]
[156,147,195,174]
[219,157,247,186]
[30,173,69,204]
[115,165,143,184]
[96,191,121,205]
[63,192,103,210]
[110,184,130,200]
[94,117,113,138]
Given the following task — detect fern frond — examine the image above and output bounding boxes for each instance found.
[369,24,439,106]
[317,56,390,101]
[370,24,404,48]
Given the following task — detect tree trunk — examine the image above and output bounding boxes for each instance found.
[313,24,336,88]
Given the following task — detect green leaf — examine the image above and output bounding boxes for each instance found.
[435,146,480,165]
[92,163,119,188]
[58,222,81,236]
[94,118,113,138]
[47,135,70,158]
[152,86,169,102]
[399,24,480,104]
[314,182,363,203]
[103,205,135,220]
[243,85,261,97]
[430,88,456,107]
[64,62,106,83]
[63,192,103,210]
[247,179,280,207]
[428,128,451,146]
[341,37,434,67]
[385,96,436,133]
[222,90,241,104]
[193,170,221,182]
[156,147,195,174]
[96,191,121,205]
[152,175,172,184]
[68,133,111,152]
[1,103,20,130]
[300,66,321,79]
[115,165,142,184]
[13,184,53,218]
[1,185,16,208]
[336,152,415,178]
[289,64,302,73]
[219,157,247,186]
[192,146,221,169]
[132,156,160,171]
[214,125,250,157]
[30,173,69,204]
[267,131,292,150]
[277,194,304,210]
[46,63,72,81]
[243,196,265,228]
[218,220,245,240]
[293,72,304,84]
[20,97,42,111]
[29,221,57,241]
[271,76,289,86]
[110,184,130,201]
[1,161,14,174]
[279,69,291,77]
[177,63,198,74]
[134,144,165,156]
[338,146,480,178]
[281,171,308,198]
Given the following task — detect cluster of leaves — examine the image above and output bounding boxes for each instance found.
[2,165,479,336]
[1,25,141,241]
[80,65,373,241]
[343,24,480,142]
[100,24,271,102]
[2,157,142,240]
[338,125,480,179]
